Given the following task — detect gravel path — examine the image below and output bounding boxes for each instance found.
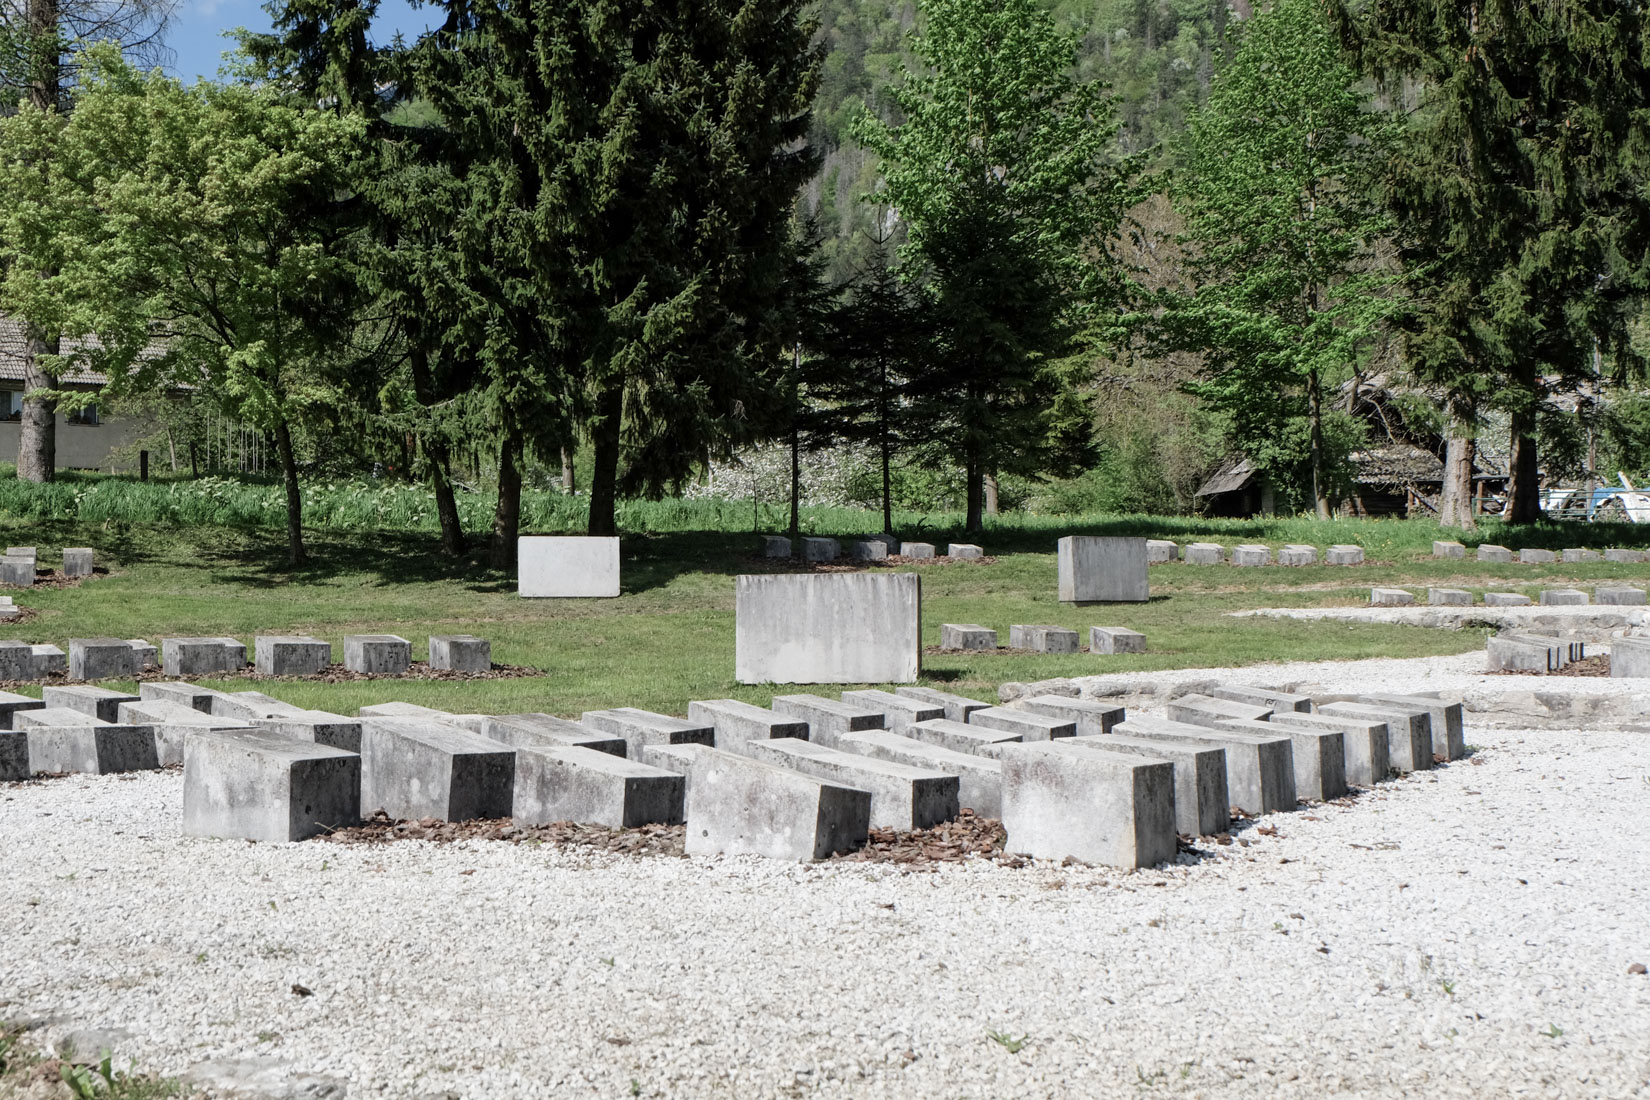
[4,724,1649,1098]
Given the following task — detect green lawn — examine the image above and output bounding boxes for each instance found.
[2,509,1644,717]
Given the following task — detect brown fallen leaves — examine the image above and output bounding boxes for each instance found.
[1487,654,1611,677]
[0,660,541,692]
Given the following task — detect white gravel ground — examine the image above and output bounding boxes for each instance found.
[4,720,1650,1098]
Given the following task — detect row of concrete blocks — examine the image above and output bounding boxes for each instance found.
[1371,586,1646,608]
[1485,632,1650,677]
[763,535,984,563]
[941,624,1146,654]
[1151,541,1365,566]
[1434,541,1648,564]
[13,634,493,681]
[0,546,93,587]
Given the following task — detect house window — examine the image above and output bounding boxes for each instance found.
[68,403,98,426]
[1,392,19,422]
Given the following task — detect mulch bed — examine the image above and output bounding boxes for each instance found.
[0,661,540,691]
[1487,653,1611,677]
[0,568,104,592]
[924,645,1105,656]
[742,553,997,574]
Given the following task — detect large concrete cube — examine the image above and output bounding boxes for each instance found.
[1016,695,1123,737]
[183,730,360,843]
[1145,540,1178,563]
[1000,742,1176,869]
[343,635,411,675]
[969,706,1076,741]
[839,688,941,734]
[1477,544,1513,562]
[685,700,809,751]
[735,573,921,685]
[518,535,621,598]
[762,536,791,559]
[1064,733,1229,836]
[359,717,516,821]
[162,637,240,678]
[1057,536,1149,603]
[63,548,94,577]
[21,713,157,774]
[0,557,35,586]
[1089,627,1145,654]
[26,644,63,678]
[68,638,137,681]
[1008,625,1079,653]
[838,729,1003,818]
[744,738,959,830]
[581,708,714,759]
[682,749,870,861]
[512,744,685,827]
[940,623,997,650]
[1184,542,1223,565]
[255,636,332,677]
[482,713,627,756]
[0,642,35,680]
[1231,544,1271,567]
[429,635,490,672]
[851,540,888,562]
[43,685,139,723]
[126,640,158,670]
[895,687,990,724]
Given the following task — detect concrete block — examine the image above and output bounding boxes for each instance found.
[1513,633,1584,665]
[1611,637,1650,677]
[1539,589,1588,606]
[358,716,515,821]
[1357,693,1465,761]
[1562,548,1601,563]
[581,708,714,760]
[21,713,157,774]
[0,729,25,779]
[0,689,45,729]
[1428,587,1473,606]
[735,573,921,685]
[1184,542,1223,565]
[1000,742,1176,868]
[1145,539,1178,563]
[1165,694,1273,727]
[0,557,35,586]
[138,681,222,713]
[1209,685,1311,713]
[762,535,791,558]
[868,533,901,553]
[212,691,304,722]
[1065,734,1228,835]
[1089,626,1145,654]
[1597,587,1648,606]
[117,699,255,766]
[940,623,997,650]
[1519,548,1556,563]
[895,686,990,723]
[1217,718,1345,802]
[518,535,621,598]
[1483,591,1532,606]
[1017,695,1124,737]
[1318,702,1432,772]
[1325,544,1364,565]
[1115,714,1295,815]
[770,694,884,749]
[838,729,1003,818]
[851,540,888,562]
[1487,635,1556,672]
[682,748,870,861]
[1370,587,1415,607]
[1432,540,1466,558]
[512,744,685,827]
[1477,544,1513,562]
[1604,548,1647,563]
[639,742,715,799]
[745,737,959,830]
[4,547,35,559]
[908,717,1022,757]
[0,642,34,680]
[253,636,331,677]
[428,635,490,672]
[1278,544,1317,566]
[354,703,487,733]
[801,537,840,562]
[43,685,139,723]
[63,548,93,577]
[481,712,627,756]
[16,705,110,729]
[27,644,63,677]
[251,710,364,753]
[1009,624,1079,653]
[1056,536,1149,603]
[1268,712,1389,787]
[126,640,157,670]
[839,688,942,734]
[1231,544,1270,566]
[947,544,984,560]
[899,542,935,559]
[183,730,359,842]
[969,706,1076,741]
[686,699,808,751]
[68,638,137,680]
[343,635,411,675]
[162,637,240,678]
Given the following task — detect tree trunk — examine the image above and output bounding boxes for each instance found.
[1506,408,1541,524]
[427,436,464,556]
[1438,432,1477,530]
[587,382,622,537]
[983,473,999,516]
[17,331,56,483]
[1307,368,1329,519]
[490,428,523,568]
[964,450,984,534]
[878,356,892,535]
[561,446,575,494]
[273,418,306,566]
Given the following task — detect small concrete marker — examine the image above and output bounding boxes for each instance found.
[358,716,515,822]
[1184,542,1223,565]
[1477,544,1514,562]
[1597,587,1648,606]
[969,705,1076,741]
[1118,714,1295,815]
[1065,734,1228,836]
[900,542,936,559]
[1603,548,1647,563]
[686,699,809,751]
[512,744,685,828]
[428,635,490,673]
[1089,626,1145,654]
[1370,587,1415,606]
[1325,544,1364,565]
[1539,589,1589,606]
[839,688,942,734]
[838,729,1004,818]
[68,638,138,681]
[162,637,239,678]
[745,737,959,830]
[0,556,34,586]
[868,533,901,553]
[1486,635,1557,672]
[1483,591,1532,606]
[482,713,628,756]
[1008,624,1080,653]
[1278,544,1317,566]
[19,711,158,775]
[1611,637,1650,677]
[851,540,888,562]
[682,748,870,861]
[581,708,715,760]
[1519,548,1557,563]
[43,685,140,723]
[343,635,412,675]
[1433,540,1466,558]
[1318,702,1433,773]
[1357,693,1466,761]
[947,543,984,560]
[126,640,158,670]
[1269,711,1390,788]
[1165,694,1273,727]
[1017,695,1124,737]
[1218,717,1346,802]
[1209,685,1311,713]
[62,548,94,577]
[762,535,791,558]
[1231,544,1271,567]
[255,636,332,677]
[0,642,34,680]
[770,694,883,749]
[1429,587,1473,606]
[999,741,1176,869]
[907,717,1022,758]
[1145,539,1178,563]
[183,731,359,842]
[940,624,998,650]
[1562,548,1601,563]
[896,686,991,724]
[252,711,364,753]
[27,644,64,677]
[1057,536,1149,602]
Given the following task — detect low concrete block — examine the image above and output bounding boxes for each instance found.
[68,638,137,681]
[851,540,888,562]
[27,644,64,677]
[838,729,1003,818]
[43,685,139,723]
[1325,545,1364,565]
[896,686,990,724]
[868,534,901,553]
[1268,712,1389,787]
[1370,587,1415,607]
[1603,548,1647,563]
[1231,544,1270,567]
[969,705,1076,741]
[1432,540,1466,558]
[1017,695,1123,737]
[1483,591,1532,606]
[1184,542,1223,565]
[138,682,222,713]
[4,547,34,559]
[63,548,93,577]
[899,542,935,559]
[1357,693,1465,761]
[1089,627,1145,654]
[1008,625,1079,653]
[1519,548,1556,563]
[162,637,240,678]
[1209,685,1311,713]
[482,713,627,756]
[770,694,884,749]
[1513,633,1584,665]
[251,710,364,753]
[682,748,870,861]
[1562,548,1601,563]
[581,708,715,760]
[518,535,621,598]
[1539,589,1589,606]
[0,642,35,680]
[1000,742,1176,868]
[1597,587,1648,606]
[686,699,808,751]
[1217,718,1345,802]
[1318,702,1432,773]
[745,737,958,830]
[0,557,35,586]
[1429,587,1473,606]
[1057,536,1149,603]
[23,716,157,774]
[1145,539,1178,563]
[940,624,997,650]
[947,544,984,560]
[513,744,685,827]
[1477,544,1513,562]
[358,716,516,821]
[1065,734,1228,836]
[0,729,25,779]
[735,573,921,685]
[117,699,254,766]
[183,730,359,842]
[343,635,411,675]
[1278,545,1317,566]
[1116,714,1295,815]
[126,640,158,670]
[16,705,111,730]
[1611,637,1650,677]
[0,690,45,729]
[429,635,490,673]
[762,535,791,558]
[1165,694,1273,727]
[1487,635,1555,672]
[800,537,840,562]
[839,689,942,734]
[638,742,714,799]
[907,717,1022,757]
[212,691,304,722]
[254,636,332,677]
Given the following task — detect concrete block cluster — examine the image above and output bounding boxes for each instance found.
[755,536,991,565]
[1487,632,1584,674]
[1142,541,1358,567]
[939,622,1148,655]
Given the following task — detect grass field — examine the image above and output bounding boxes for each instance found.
[3,492,1647,717]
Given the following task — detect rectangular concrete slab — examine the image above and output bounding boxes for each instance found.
[838,729,1004,818]
[1477,544,1513,562]
[1429,588,1472,606]
[42,685,139,724]
[1612,637,1650,677]
[162,637,240,678]
[638,742,716,801]
[139,682,223,714]
[839,689,942,734]
[895,686,991,723]
[1117,715,1295,815]
[999,742,1175,868]
[15,706,111,730]
[182,730,360,842]
[907,718,1022,758]
[1370,587,1415,607]
[1089,626,1146,654]
[1596,587,1648,606]
[1209,686,1311,713]
[1146,539,1178,563]
[1065,733,1228,836]
[1217,717,1346,802]
[518,535,621,597]
[512,744,685,827]
[685,699,809,751]
[939,624,997,650]
[254,636,332,677]
[1486,635,1554,672]
[355,703,486,733]
[1008,624,1079,653]
[1184,542,1222,564]
[745,737,958,830]
[1433,541,1465,558]
[1317,702,1433,773]
[1519,548,1556,563]
[969,706,1076,741]
[1357,693,1465,762]
[581,708,715,760]
[429,635,490,672]
[1016,695,1124,736]
[117,699,255,766]
[682,748,870,861]
[735,573,921,684]
[481,713,628,757]
[770,694,884,750]
[1484,592,1533,607]
[0,689,45,729]
[343,635,411,675]
[251,711,364,753]
[1539,589,1588,606]
[1057,536,1149,603]
[25,720,158,774]
[1165,694,1273,727]
[358,716,516,822]
[1268,711,1390,787]
[68,638,137,680]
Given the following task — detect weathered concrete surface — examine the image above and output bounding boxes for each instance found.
[762,536,791,559]
[428,635,490,673]
[1057,536,1148,603]
[1278,544,1318,566]
[1540,589,1589,606]
[1016,694,1123,737]
[770,694,884,750]
[947,543,985,560]
[681,748,870,861]
[801,537,840,562]
[1230,603,1650,642]
[212,691,305,722]
[0,556,35,586]
[1217,717,1346,802]
[358,716,515,822]
[1483,592,1533,607]
[1487,636,1557,673]
[43,685,139,723]
[907,718,1022,757]
[1357,693,1466,761]
[481,713,628,756]
[684,700,808,751]
[1596,587,1648,606]
[1520,548,1557,563]
[1165,694,1272,727]
[0,689,45,729]
[27,644,64,678]
[1604,548,1647,563]
[581,708,715,760]
[251,711,364,753]
[343,635,412,675]
[746,737,958,830]
[68,638,137,680]
[837,729,1003,818]
[1184,542,1223,565]
[1562,548,1601,563]
[117,699,254,766]
[254,636,332,677]
[0,728,25,779]
[1325,545,1364,565]
[1209,685,1311,713]
[139,682,222,714]
[1089,627,1145,654]
[735,573,921,685]
[1317,702,1433,773]
[1231,544,1270,567]
[999,742,1175,869]
[1612,637,1650,677]
[62,547,93,577]
[512,744,685,827]
[838,689,941,734]
[899,542,935,560]
[1117,714,1295,815]
[1477,544,1513,562]
[1429,588,1473,607]
[969,706,1076,741]
[21,715,157,774]
[182,730,360,843]
[939,624,997,650]
[1433,541,1465,558]
[1370,588,1416,607]
[0,643,36,679]
[851,540,888,562]
[895,686,991,724]
[125,640,158,670]
[1008,625,1079,653]
[1065,733,1229,836]
[1268,712,1390,787]
[1145,539,1178,563]
[518,536,621,598]
[638,742,715,801]
[162,638,240,678]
